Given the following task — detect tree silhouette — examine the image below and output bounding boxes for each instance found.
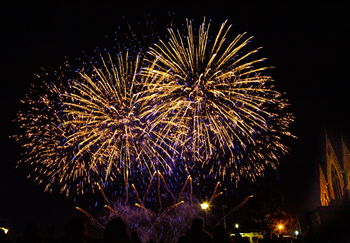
[247,187,297,236]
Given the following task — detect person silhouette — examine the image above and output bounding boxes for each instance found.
[278,234,286,242]
[233,228,243,243]
[184,218,212,243]
[44,226,56,243]
[102,217,133,243]
[57,216,87,243]
[22,222,43,243]
[176,235,186,243]
[270,233,279,243]
[131,232,142,243]
[212,225,233,243]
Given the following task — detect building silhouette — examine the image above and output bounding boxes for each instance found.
[307,131,350,241]
[319,132,350,206]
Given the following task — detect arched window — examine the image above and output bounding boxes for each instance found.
[323,192,330,206]
[322,187,330,206]
[331,164,343,202]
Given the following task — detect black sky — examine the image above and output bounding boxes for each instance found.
[1,1,350,240]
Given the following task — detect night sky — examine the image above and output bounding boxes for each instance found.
[1,1,350,241]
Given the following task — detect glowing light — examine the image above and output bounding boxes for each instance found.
[235,224,239,228]
[200,203,209,210]
[279,225,283,229]
[0,227,8,234]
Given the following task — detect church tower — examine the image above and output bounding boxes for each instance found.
[319,132,350,205]
[307,132,350,239]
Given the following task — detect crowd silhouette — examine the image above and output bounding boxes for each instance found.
[1,216,349,243]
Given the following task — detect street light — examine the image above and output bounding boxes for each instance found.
[235,224,239,229]
[278,225,283,235]
[201,203,209,229]
[0,227,8,234]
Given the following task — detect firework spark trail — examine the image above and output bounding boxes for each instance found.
[178,175,190,202]
[209,181,221,201]
[157,201,185,222]
[158,171,176,202]
[208,181,223,202]
[97,183,111,207]
[135,203,158,219]
[125,172,129,205]
[148,201,184,232]
[104,205,122,218]
[76,207,105,229]
[216,195,253,225]
[142,171,157,203]
[210,192,223,202]
[97,182,134,224]
[132,183,143,206]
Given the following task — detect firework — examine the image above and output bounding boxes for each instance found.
[14,52,175,196]
[142,18,294,182]
[61,52,179,193]
[13,65,89,196]
[76,207,105,229]
[15,17,294,196]
[79,171,221,243]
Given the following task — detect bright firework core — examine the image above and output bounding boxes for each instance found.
[14,18,295,196]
